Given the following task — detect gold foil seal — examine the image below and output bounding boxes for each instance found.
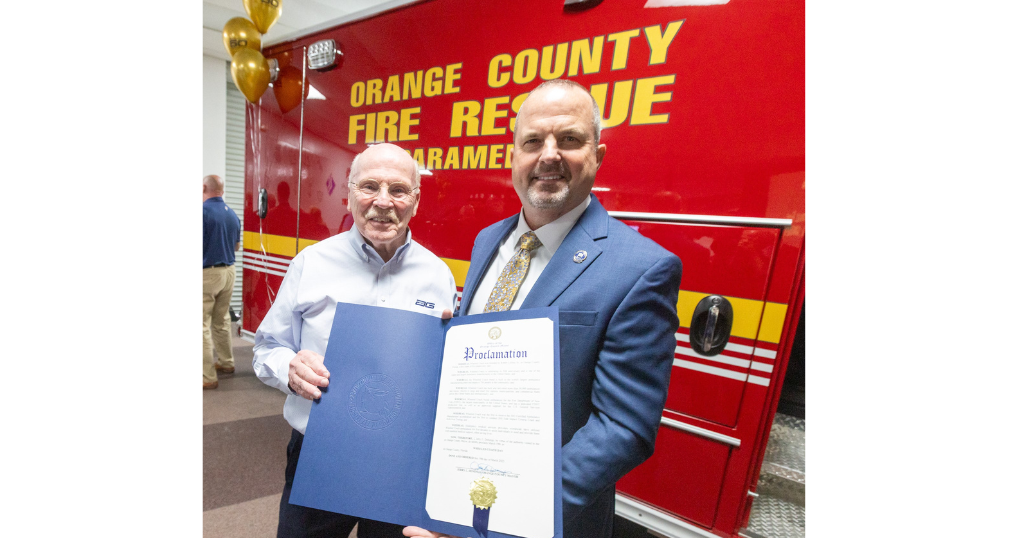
[469,477,498,509]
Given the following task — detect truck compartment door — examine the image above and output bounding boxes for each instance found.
[613,218,781,529]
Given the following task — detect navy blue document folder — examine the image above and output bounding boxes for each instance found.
[289,303,562,538]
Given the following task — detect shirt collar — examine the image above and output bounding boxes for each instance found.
[347,227,413,264]
[512,196,590,256]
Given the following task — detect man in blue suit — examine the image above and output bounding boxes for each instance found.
[406,80,682,538]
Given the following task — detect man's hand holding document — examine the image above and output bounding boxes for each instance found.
[287,303,562,538]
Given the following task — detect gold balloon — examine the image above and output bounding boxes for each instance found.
[244,0,283,34]
[231,49,272,104]
[223,17,262,57]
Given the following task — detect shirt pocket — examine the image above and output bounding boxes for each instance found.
[559,310,598,327]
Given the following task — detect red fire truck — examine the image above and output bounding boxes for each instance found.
[241,1,804,537]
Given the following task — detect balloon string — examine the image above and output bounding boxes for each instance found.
[248,99,277,310]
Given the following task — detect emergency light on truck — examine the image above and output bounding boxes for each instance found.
[307,39,341,71]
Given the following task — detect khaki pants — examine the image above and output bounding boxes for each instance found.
[203,265,236,383]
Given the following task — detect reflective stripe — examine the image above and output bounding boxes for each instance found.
[242,231,298,258]
[675,334,758,358]
[746,374,770,386]
[726,342,755,355]
[673,359,748,381]
[242,251,292,278]
[243,252,293,269]
[244,265,288,278]
[675,346,751,369]
[673,291,788,344]
[674,358,773,387]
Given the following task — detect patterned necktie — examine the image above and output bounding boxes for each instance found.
[483,231,543,312]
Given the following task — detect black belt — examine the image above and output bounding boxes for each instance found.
[203,263,231,269]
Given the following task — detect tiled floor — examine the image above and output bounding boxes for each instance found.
[203,335,290,535]
[203,494,282,538]
[201,335,366,538]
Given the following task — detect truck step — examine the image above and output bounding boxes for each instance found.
[741,495,805,538]
[742,413,805,538]
[759,413,805,503]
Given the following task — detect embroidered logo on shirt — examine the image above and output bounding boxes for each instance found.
[415,299,435,309]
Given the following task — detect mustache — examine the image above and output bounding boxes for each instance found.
[530,162,569,178]
[365,207,399,223]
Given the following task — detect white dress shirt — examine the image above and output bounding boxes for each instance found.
[464,197,590,315]
[252,229,457,434]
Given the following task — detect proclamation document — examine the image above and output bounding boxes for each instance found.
[291,304,560,538]
[425,317,556,538]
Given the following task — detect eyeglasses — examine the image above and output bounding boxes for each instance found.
[348,180,420,202]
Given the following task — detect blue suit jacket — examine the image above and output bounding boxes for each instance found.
[460,195,682,538]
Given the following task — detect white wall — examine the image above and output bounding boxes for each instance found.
[203,55,227,180]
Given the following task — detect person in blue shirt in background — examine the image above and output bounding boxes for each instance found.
[203,174,241,390]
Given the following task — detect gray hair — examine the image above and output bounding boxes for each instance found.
[513,79,602,142]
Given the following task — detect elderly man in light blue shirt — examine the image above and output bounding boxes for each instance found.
[253,143,456,538]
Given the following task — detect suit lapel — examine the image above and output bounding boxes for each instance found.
[521,195,609,309]
[459,215,518,316]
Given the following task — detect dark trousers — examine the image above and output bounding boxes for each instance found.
[278,429,406,538]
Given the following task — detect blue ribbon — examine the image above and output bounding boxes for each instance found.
[472,506,490,538]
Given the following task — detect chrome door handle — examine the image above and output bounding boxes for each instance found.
[258,188,268,219]
[703,304,720,353]
[690,295,733,357]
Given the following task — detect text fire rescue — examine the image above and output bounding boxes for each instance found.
[345,21,684,170]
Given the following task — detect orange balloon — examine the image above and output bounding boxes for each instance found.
[223,17,262,57]
[273,65,308,114]
[231,49,271,103]
[244,0,283,34]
